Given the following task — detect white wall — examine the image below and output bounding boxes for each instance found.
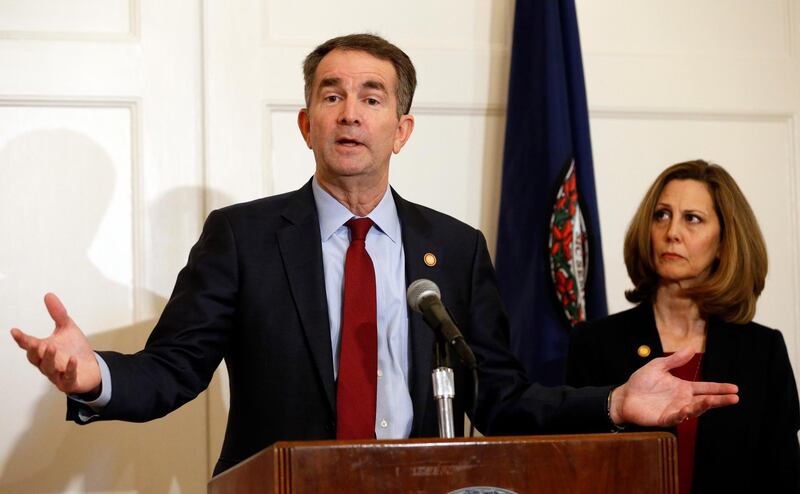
[577,0,800,367]
[0,1,797,492]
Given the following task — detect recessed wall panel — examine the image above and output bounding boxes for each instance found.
[0,104,134,325]
[0,0,133,38]
[390,111,504,230]
[264,0,513,49]
[576,0,790,56]
[0,103,134,483]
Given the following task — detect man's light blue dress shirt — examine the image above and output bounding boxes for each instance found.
[312,177,413,439]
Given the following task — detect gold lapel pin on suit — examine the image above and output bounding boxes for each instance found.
[423,253,437,267]
[637,345,651,358]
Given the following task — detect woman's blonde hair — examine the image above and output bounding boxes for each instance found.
[624,160,767,323]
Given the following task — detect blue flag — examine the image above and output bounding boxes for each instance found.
[495,0,607,385]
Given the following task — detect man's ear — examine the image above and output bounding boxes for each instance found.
[298,109,312,149]
[392,114,415,154]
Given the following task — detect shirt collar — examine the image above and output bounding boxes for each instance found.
[312,176,401,243]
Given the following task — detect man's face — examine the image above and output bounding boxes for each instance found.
[298,49,414,186]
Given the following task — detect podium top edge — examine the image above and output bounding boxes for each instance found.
[272,431,674,449]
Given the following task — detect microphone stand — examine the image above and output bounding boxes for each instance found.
[432,336,455,438]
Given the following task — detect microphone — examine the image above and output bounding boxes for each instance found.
[407,279,477,370]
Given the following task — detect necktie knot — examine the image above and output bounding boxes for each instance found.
[346,217,374,242]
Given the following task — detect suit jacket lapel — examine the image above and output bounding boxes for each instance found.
[639,304,664,358]
[621,304,663,372]
[393,189,436,436]
[276,181,336,413]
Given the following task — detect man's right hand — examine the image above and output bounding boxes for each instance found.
[10,293,101,396]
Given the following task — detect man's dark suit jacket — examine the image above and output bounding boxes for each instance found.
[69,180,611,475]
[567,303,800,493]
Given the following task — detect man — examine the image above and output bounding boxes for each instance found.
[11,34,738,476]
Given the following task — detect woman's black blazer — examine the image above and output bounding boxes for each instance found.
[567,303,799,493]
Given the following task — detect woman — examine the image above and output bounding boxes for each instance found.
[567,160,799,493]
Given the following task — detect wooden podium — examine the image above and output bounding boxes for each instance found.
[208,432,677,493]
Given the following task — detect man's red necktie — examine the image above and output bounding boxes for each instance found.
[336,218,377,439]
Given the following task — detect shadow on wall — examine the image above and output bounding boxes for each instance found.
[478,2,513,259]
[0,130,229,493]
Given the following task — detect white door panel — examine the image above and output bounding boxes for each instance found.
[0,1,207,492]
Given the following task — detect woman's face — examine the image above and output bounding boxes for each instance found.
[650,179,721,288]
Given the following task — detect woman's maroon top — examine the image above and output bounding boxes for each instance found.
[668,352,704,494]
